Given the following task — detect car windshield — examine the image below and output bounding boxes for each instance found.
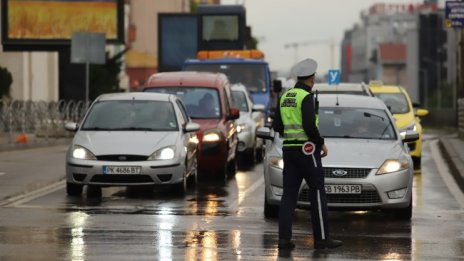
[183,63,267,93]
[373,93,410,114]
[319,107,396,140]
[232,90,249,112]
[81,100,178,131]
[145,87,221,119]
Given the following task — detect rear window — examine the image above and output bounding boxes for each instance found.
[373,93,410,114]
[145,87,221,119]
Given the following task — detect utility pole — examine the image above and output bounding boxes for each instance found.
[284,39,336,68]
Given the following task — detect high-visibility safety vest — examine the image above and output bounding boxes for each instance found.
[279,88,318,147]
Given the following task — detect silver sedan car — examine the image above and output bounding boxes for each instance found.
[65,92,200,196]
[258,94,418,220]
[231,84,266,165]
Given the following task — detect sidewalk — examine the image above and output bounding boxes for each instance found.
[0,132,72,152]
[438,133,464,193]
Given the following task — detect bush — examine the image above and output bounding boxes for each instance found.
[0,66,12,99]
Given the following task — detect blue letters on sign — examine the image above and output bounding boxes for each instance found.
[328,70,340,85]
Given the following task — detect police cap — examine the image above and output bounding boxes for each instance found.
[292,58,318,78]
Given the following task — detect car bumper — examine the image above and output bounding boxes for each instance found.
[265,166,412,210]
[237,131,255,152]
[66,158,184,186]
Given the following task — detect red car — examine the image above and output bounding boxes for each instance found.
[144,71,240,180]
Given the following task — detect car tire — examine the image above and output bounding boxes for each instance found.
[227,156,237,178]
[66,182,83,196]
[412,156,421,170]
[173,175,187,196]
[264,192,279,219]
[255,144,264,163]
[395,195,412,220]
[187,158,198,187]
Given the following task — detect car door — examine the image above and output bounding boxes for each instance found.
[222,83,238,162]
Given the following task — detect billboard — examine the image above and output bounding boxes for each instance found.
[1,0,124,50]
[158,14,198,72]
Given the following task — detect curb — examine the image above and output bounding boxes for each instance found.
[0,139,72,152]
[438,138,464,193]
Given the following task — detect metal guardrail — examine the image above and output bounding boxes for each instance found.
[459,98,464,139]
[0,99,90,144]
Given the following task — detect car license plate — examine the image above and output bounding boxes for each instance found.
[103,166,141,174]
[325,184,361,194]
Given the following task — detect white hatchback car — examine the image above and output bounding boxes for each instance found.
[65,92,200,196]
[231,84,266,165]
[258,94,418,220]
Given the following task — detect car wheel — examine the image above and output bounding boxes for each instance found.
[66,182,83,196]
[227,156,237,178]
[173,176,187,196]
[395,195,412,220]
[412,156,421,170]
[255,143,264,163]
[264,192,279,219]
[187,158,198,187]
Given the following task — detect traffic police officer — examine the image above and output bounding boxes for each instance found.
[273,58,342,250]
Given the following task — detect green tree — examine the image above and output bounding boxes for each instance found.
[89,48,129,100]
[0,66,12,99]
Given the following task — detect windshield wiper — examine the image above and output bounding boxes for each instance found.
[110,127,156,131]
[81,127,112,131]
[363,112,385,121]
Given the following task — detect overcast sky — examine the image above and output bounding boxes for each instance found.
[221,0,445,77]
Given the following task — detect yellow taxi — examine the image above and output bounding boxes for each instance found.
[369,81,429,169]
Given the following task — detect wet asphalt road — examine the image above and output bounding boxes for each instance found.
[0,135,463,260]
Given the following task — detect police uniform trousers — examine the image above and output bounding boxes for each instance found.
[278,146,329,241]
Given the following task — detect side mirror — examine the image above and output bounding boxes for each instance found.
[228,107,240,120]
[64,122,78,132]
[184,122,200,133]
[252,104,265,112]
[273,80,282,93]
[256,127,274,140]
[415,108,429,117]
[400,130,419,143]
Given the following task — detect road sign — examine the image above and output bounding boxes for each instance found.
[445,1,464,28]
[328,70,340,85]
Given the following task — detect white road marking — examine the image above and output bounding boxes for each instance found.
[229,175,264,211]
[429,140,464,209]
[0,180,65,207]
[0,172,6,176]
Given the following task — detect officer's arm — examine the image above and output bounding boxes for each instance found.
[272,101,284,135]
[302,95,324,146]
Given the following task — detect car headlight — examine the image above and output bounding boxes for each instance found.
[203,130,221,142]
[148,146,175,160]
[237,123,249,133]
[72,145,96,160]
[400,121,416,136]
[270,157,284,169]
[376,159,410,175]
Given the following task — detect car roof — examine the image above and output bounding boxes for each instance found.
[319,94,388,110]
[369,85,404,94]
[95,92,174,102]
[230,83,248,92]
[313,83,371,95]
[144,71,228,89]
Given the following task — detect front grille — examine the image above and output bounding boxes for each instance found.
[324,167,371,179]
[298,188,381,204]
[90,175,153,183]
[96,155,148,161]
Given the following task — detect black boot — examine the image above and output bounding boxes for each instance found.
[278,239,296,250]
[314,238,343,249]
